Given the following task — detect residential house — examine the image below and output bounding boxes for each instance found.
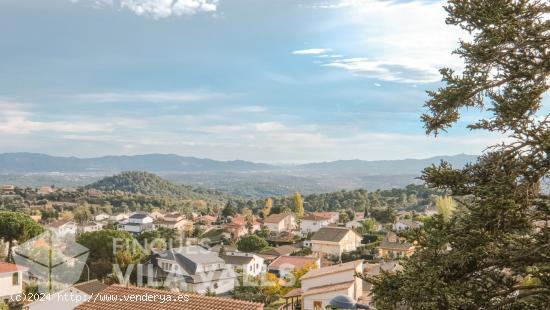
[220,252,265,277]
[392,219,422,231]
[345,212,366,229]
[310,227,362,257]
[27,280,108,310]
[312,212,339,224]
[1,185,15,194]
[93,213,110,222]
[224,215,260,239]
[78,221,103,233]
[48,219,77,237]
[264,213,296,233]
[74,285,264,310]
[38,186,54,195]
[377,232,414,258]
[0,262,26,300]
[300,213,332,237]
[260,245,298,258]
[284,260,363,310]
[209,244,237,254]
[267,256,319,279]
[109,212,129,223]
[363,260,402,276]
[153,245,237,295]
[122,213,154,234]
[156,212,193,234]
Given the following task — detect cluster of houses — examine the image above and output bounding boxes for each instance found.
[1,183,434,310]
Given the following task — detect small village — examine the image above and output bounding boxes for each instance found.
[0,181,439,310]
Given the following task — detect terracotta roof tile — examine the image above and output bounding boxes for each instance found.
[73,280,109,295]
[0,261,23,273]
[74,285,263,310]
[268,256,318,269]
[301,260,362,280]
[301,281,354,296]
[264,213,291,224]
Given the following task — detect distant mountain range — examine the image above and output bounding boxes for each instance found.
[0,153,275,173]
[0,152,479,196]
[0,152,477,174]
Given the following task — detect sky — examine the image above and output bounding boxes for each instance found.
[0,0,547,163]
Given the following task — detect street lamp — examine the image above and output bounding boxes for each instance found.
[329,295,371,309]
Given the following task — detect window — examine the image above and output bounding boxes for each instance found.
[12,272,19,285]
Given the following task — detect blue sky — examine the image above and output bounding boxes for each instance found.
[1,0,545,162]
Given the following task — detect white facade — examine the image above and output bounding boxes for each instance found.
[93,213,110,222]
[0,264,24,300]
[300,261,363,310]
[300,218,330,236]
[264,214,295,233]
[50,222,78,237]
[122,213,154,234]
[155,246,237,295]
[78,222,103,233]
[311,228,362,256]
[222,252,265,278]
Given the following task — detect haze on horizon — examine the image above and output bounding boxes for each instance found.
[1,0,548,162]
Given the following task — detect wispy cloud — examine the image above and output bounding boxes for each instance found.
[233,105,267,113]
[72,0,218,19]
[323,58,441,83]
[292,48,332,55]
[73,90,227,103]
[302,0,464,84]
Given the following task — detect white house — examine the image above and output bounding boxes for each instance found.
[0,262,25,300]
[220,252,265,278]
[300,214,331,237]
[310,227,362,257]
[312,212,339,224]
[109,213,129,223]
[156,213,193,234]
[264,213,295,233]
[291,260,364,310]
[93,213,110,222]
[122,213,154,234]
[78,221,103,233]
[27,280,108,310]
[48,219,77,237]
[153,246,237,295]
[392,220,422,231]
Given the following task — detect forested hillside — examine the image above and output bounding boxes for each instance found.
[86,171,227,201]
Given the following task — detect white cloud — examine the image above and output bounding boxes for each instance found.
[73,0,218,18]
[323,58,441,83]
[304,0,465,84]
[0,100,121,135]
[292,48,332,55]
[73,90,226,103]
[233,105,267,113]
[0,116,113,134]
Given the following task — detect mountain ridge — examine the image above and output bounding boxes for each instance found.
[0,152,478,174]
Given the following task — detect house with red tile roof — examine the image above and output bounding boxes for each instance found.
[74,285,263,310]
[284,260,364,310]
[267,255,319,279]
[0,261,26,299]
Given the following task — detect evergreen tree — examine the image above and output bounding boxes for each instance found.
[362,1,550,308]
